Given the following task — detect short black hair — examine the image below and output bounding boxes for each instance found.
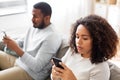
[33,2,52,16]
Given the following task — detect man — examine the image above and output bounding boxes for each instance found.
[0,2,62,80]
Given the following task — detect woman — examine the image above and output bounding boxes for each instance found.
[51,15,118,80]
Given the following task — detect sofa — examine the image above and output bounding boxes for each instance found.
[0,37,120,80]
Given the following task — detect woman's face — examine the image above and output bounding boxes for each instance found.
[75,24,92,58]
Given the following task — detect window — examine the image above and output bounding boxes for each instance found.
[0,0,27,16]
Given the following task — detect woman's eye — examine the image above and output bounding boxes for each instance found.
[83,38,88,40]
[76,35,79,38]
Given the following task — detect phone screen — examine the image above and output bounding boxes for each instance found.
[3,31,7,37]
[0,31,7,37]
[0,31,7,41]
[52,57,64,69]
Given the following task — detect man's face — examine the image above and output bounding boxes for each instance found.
[32,8,45,29]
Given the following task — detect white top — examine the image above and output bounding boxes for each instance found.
[61,48,110,80]
[16,24,62,80]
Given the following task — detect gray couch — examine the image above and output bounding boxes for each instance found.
[108,62,120,80]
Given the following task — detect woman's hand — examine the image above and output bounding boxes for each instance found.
[52,62,77,80]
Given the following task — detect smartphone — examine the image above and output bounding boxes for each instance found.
[1,31,7,37]
[0,31,7,39]
[52,57,64,69]
[3,31,7,37]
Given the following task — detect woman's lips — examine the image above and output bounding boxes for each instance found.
[77,46,83,51]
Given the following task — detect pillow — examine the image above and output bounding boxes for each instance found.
[108,61,120,80]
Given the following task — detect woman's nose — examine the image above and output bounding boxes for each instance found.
[76,38,82,45]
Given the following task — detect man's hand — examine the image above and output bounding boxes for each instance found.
[3,36,24,57]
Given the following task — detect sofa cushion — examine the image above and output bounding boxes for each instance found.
[108,61,120,80]
[56,35,69,58]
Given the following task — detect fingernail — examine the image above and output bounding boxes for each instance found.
[59,62,62,64]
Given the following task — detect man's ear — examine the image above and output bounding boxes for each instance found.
[44,16,50,22]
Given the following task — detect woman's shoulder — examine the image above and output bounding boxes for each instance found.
[89,62,110,80]
[90,61,110,74]
[93,61,109,69]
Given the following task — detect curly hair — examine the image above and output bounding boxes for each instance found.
[70,15,119,64]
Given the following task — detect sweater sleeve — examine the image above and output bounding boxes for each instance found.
[89,62,110,80]
[20,33,62,72]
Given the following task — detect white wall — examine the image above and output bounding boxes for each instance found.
[0,0,94,39]
[0,0,31,39]
[107,5,120,37]
[27,0,94,36]
[94,3,120,37]
[0,13,30,38]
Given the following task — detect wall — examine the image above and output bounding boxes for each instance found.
[0,0,94,40]
[94,2,120,37]
[27,0,94,37]
[0,13,30,38]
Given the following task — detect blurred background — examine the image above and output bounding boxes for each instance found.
[0,0,120,37]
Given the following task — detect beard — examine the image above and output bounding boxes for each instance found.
[33,20,45,29]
